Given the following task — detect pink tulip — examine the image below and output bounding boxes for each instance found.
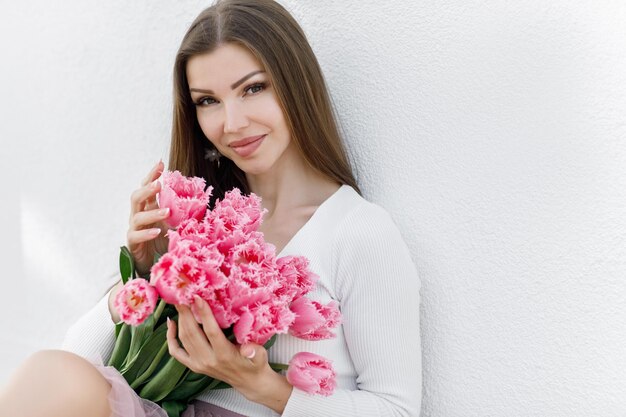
[192,288,295,345]
[289,297,341,340]
[230,234,276,269]
[231,295,296,345]
[201,289,237,329]
[276,256,318,302]
[114,279,158,326]
[286,352,336,396]
[168,218,213,250]
[210,188,265,234]
[157,170,212,229]
[151,233,228,306]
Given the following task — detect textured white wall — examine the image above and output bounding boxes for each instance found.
[1,1,625,416]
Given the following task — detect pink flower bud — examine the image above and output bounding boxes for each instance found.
[114,279,158,326]
[286,352,336,396]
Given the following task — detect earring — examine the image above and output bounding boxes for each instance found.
[204,147,222,168]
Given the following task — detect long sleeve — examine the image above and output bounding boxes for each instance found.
[281,202,422,417]
[61,288,118,363]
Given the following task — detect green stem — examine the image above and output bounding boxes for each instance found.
[153,298,167,323]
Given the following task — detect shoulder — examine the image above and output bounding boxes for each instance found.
[331,186,414,269]
[333,187,405,247]
[329,187,419,300]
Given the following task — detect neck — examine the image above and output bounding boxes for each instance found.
[245,144,339,217]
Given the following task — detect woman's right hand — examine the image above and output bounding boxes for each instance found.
[127,160,170,276]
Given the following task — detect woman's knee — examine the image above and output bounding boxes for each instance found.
[1,349,111,417]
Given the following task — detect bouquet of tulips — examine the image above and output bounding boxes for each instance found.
[108,171,341,417]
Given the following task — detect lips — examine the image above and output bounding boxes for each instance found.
[229,134,266,158]
[229,135,265,148]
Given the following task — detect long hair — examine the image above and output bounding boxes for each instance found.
[169,0,360,204]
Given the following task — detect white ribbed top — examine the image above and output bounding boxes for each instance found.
[63,185,422,416]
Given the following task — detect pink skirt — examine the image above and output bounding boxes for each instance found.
[94,359,168,417]
[90,356,247,417]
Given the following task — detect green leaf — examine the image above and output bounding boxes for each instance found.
[156,304,177,328]
[163,368,191,397]
[161,400,188,417]
[139,356,187,402]
[114,322,124,338]
[264,334,278,350]
[108,324,131,369]
[163,373,223,401]
[119,246,135,284]
[124,315,156,367]
[141,341,173,379]
[209,380,232,390]
[124,323,169,386]
[153,250,163,265]
[184,370,207,383]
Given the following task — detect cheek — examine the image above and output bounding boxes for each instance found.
[256,97,289,136]
[196,110,223,145]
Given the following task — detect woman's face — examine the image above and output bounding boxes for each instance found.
[186,43,292,176]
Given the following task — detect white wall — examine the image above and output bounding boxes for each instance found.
[1,1,625,416]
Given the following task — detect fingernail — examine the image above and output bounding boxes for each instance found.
[166,317,171,327]
[193,295,203,307]
[151,180,160,189]
[149,228,161,235]
[159,208,170,216]
[244,347,256,359]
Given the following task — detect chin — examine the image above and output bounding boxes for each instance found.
[233,158,274,176]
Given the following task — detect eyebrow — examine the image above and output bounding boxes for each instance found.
[189,70,266,95]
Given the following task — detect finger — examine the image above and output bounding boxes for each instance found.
[176,304,214,359]
[126,228,162,247]
[144,198,160,212]
[129,208,170,231]
[166,317,191,365]
[239,343,267,367]
[130,181,161,220]
[141,160,164,187]
[239,344,257,360]
[193,295,231,351]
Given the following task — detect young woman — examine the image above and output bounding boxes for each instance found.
[0,1,421,416]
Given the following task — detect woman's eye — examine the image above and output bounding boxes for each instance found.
[195,97,217,106]
[244,82,266,95]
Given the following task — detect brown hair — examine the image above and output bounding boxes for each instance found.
[169,0,360,204]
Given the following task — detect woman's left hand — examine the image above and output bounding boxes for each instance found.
[166,295,292,411]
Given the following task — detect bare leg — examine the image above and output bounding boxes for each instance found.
[0,350,111,417]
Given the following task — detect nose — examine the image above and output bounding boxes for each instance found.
[223,101,250,134]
